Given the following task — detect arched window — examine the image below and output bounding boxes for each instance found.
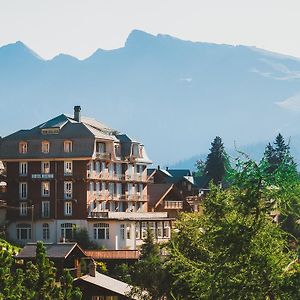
[60,223,76,240]
[93,223,109,240]
[42,223,50,240]
[16,223,31,240]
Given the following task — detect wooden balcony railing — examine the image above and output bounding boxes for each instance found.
[164,201,183,209]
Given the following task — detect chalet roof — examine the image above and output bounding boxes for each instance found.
[76,271,137,299]
[148,183,174,208]
[167,169,191,178]
[16,242,86,259]
[84,250,140,260]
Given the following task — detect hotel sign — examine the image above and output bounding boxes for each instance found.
[41,128,60,135]
[32,174,54,179]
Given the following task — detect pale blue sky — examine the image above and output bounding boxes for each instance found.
[0,0,300,59]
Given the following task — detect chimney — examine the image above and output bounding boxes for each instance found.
[166,166,169,171]
[74,105,81,122]
[157,165,160,170]
[88,260,96,277]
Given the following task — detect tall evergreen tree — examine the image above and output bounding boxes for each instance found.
[263,133,296,173]
[204,136,229,185]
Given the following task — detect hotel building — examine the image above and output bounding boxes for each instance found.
[0,106,171,249]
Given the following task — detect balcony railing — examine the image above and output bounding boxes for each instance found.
[89,192,149,202]
[88,211,109,218]
[96,152,111,160]
[164,201,183,209]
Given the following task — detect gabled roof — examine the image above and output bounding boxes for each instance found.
[16,242,86,259]
[148,183,174,208]
[167,169,191,178]
[38,114,70,129]
[193,175,210,189]
[76,271,137,299]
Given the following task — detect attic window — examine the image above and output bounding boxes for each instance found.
[41,128,60,135]
[64,140,72,153]
[19,142,28,154]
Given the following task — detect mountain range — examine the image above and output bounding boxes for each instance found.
[1,29,300,167]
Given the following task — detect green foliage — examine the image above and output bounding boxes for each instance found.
[263,133,297,174]
[195,159,205,177]
[117,226,170,300]
[204,136,230,185]
[168,159,300,299]
[73,227,98,250]
[0,240,82,300]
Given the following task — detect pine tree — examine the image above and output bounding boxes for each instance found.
[204,136,229,185]
[264,133,296,173]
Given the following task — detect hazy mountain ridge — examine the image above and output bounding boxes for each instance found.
[1,30,300,165]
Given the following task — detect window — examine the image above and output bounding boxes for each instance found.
[132,144,139,157]
[64,181,72,199]
[19,202,27,216]
[42,141,50,153]
[141,222,147,239]
[163,222,171,238]
[64,161,73,175]
[135,222,140,239]
[96,142,106,153]
[19,162,28,176]
[126,224,131,239]
[41,161,50,174]
[16,224,31,240]
[64,201,72,216]
[19,182,27,199]
[60,223,75,240]
[157,222,163,238]
[94,223,109,240]
[42,201,50,217]
[42,223,50,240]
[114,143,121,157]
[64,140,72,153]
[41,182,50,197]
[120,224,125,240]
[19,141,28,154]
[90,182,94,196]
[149,221,156,235]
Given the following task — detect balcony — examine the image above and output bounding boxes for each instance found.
[88,211,109,218]
[164,201,183,209]
[96,152,111,161]
[123,193,149,202]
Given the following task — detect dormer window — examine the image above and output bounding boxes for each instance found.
[64,140,72,153]
[96,142,106,153]
[19,141,28,154]
[114,143,121,158]
[132,144,139,157]
[42,141,50,153]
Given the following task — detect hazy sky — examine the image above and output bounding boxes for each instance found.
[0,0,300,59]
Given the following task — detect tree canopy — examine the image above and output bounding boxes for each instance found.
[0,241,82,300]
[168,158,300,300]
[204,136,230,185]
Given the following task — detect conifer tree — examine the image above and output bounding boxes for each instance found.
[263,133,296,174]
[204,136,229,185]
